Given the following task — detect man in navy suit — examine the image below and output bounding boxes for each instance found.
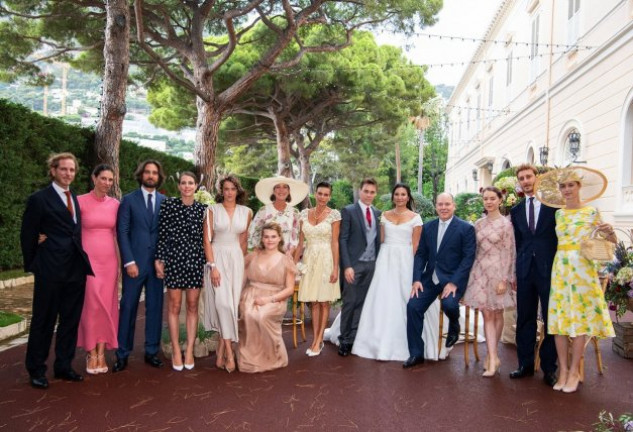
[404,192,476,368]
[338,178,381,356]
[509,164,558,386]
[20,152,93,389]
[113,160,166,372]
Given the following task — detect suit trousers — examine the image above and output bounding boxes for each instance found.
[25,275,86,377]
[339,260,376,346]
[116,270,164,359]
[515,260,557,373]
[406,282,460,358]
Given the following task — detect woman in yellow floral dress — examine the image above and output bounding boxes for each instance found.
[537,167,616,394]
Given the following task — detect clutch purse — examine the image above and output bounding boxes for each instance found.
[580,228,615,262]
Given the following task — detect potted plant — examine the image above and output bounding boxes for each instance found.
[604,232,633,358]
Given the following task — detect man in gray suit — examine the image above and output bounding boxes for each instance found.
[338,178,381,356]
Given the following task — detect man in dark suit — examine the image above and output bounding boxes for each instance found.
[338,178,381,356]
[113,160,166,372]
[20,152,94,389]
[509,164,558,386]
[404,192,476,368]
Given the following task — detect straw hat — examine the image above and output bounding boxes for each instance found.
[254,175,309,207]
[534,166,608,208]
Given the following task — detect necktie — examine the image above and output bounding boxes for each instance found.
[365,206,372,228]
[528,197,535,234]
[437,221,447,251]
[64,190,74,219]
[147,193,154,217]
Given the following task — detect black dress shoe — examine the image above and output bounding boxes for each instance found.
[509,365,535,379]
[445,331,459,348]
[29,375,49,389]
[54,369,83,382]
[338,343,351,357]
[403,356,424,369]
[543,371,557,387]
[112,357,128,373]
[144,354,164,368]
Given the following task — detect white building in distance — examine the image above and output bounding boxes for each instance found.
[445,0,633,227]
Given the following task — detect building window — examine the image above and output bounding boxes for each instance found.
[530,13,540,81]
[488,75,494,108]
[506,51,513,86]
[567,0,580,45]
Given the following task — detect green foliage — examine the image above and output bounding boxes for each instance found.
[330,180,354,210]
[492,165,552,184]
[0,311,23,328]
[594,410,633,432]
[0,99,193,270]
[454,193,483,223]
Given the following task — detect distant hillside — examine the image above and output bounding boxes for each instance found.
[434,84,454,100]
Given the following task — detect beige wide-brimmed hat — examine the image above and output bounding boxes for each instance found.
[534,166,608,208]
[254,175,309,207]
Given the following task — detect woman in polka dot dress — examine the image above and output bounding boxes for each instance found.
[155,172,207,371]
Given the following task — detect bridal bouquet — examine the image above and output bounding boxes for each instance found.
[493,176,525,215]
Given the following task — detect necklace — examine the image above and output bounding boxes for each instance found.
[393,208,408,215]
[312,206,328,222]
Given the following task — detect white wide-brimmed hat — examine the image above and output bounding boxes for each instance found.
[254,175,309,207]
[534,165,608,208]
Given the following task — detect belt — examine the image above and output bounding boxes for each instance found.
[558,244,580,251]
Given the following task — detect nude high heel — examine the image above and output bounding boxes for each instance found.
[86,354,99,375]
[562,371,580,393]
[482,357,500,377]
[553,369,569,391]
[95,354,109,374]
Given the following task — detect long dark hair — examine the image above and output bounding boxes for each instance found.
[391,183,414,211]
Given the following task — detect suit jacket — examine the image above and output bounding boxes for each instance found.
[413,216,476,296]
[20,185,93,281]
[510,198,558,280]
[117,188,165,275]
[339,202,381,270]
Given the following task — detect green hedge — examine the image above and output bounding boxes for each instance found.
[0,99,194,270]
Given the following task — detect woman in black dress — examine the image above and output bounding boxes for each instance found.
[155,172,207,371]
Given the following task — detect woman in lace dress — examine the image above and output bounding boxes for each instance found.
[463,186,515,377]
[203,175,252,373]
[294,182,341,357]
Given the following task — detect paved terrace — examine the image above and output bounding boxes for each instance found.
[0,283,631,431]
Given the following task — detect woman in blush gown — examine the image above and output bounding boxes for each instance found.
[203,175,252,373]
[76,164,120,374]
[238,223,297,373]
[462,186,515,377]
[325,184,444,361]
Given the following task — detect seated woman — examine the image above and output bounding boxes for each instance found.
[238,222,297,373]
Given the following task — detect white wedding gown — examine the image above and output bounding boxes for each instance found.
[325,215,447,361]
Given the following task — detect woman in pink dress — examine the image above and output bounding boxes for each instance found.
[463,186,515,377]
[77,164,120,374]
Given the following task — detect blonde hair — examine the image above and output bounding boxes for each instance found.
[47,152,78,179]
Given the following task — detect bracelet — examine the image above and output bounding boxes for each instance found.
[207,261,216,268]
[270,295,276,303]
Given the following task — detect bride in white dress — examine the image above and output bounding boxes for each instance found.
[325,184,446,361]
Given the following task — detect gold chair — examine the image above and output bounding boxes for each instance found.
[438,298,480,366]
[291,282,306,348]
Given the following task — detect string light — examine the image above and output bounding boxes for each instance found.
[414,32,595,51]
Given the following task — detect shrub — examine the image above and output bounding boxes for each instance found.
[0,98,193,270]
[454,192,483,223]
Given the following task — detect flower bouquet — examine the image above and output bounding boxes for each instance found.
[604,230,633,321]
[194,187,215,206]
[493,176,525,215]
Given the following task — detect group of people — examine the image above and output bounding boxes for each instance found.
[20,154,615,396]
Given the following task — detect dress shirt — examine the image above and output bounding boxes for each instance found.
[52,181,77,224]
[524,194,541,229]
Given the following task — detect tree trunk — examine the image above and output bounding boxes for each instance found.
[94,0,130,198]
[272,112,293,177]
[194,96,221,191]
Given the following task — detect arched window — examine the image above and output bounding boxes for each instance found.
[526,147,535,164]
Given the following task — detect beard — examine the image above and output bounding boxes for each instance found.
[142,178,157,189]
